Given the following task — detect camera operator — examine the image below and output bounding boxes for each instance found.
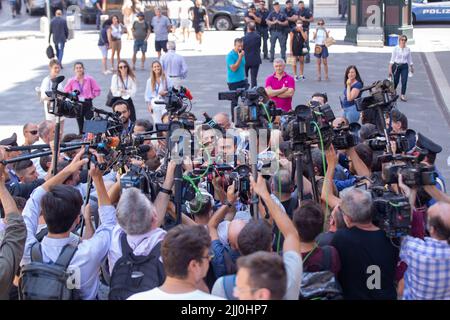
[133,119,160,171]
[330,187,398,300]
[310,92,328,106]
[7,160,46,200]
[396,179,450,300]
[213,112,232,131]
[386,109,408,134]
[265,58,295,112]
[112,100,134,135]
[0,149,27,300]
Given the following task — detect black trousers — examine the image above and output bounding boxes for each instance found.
[227,79,249,122]
[245,64,260,88]
[77,99,95,135]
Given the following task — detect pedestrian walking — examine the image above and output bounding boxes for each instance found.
[95,0,105,30]
[64,62,102,134]
[312,18,330,81]
[160,41,187,89]
[145,60,172,124]
[191,0,209,50]
[256,0,270,60]
[179,0,193,42]
[266,2,288,63]
[340,65,363,123]
[49,9,69,66]
[108,15,126,71]
[389,35,414,102]
[111,60,137,122]
[289,20,308,81]
[132,12,151,71]
[243,22,262,88]
[98,19,112,75]
[151,7,171,59]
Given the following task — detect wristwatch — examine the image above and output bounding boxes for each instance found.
[159,187,172,195]
[223,200,234,208]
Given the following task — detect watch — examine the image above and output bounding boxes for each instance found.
[159,187,172,195]
[224,200,234,208]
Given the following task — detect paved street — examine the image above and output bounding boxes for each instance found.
[0,15,449,181]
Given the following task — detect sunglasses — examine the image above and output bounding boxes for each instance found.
[119,65,128,69]
[400,38,407,42]
[27,130,38,135]
[318,23,324,25]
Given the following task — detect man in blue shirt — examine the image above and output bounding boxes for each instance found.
[226,38,248,121]
[266,2,288,63]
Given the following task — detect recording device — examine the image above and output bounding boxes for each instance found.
[355,79,398,112]
[120,164,162,201]
[203,112,225,134]
[282,104,335,150]
[229,165,252,204]
[45,76,84,118]
[332,122,361,150]
[371,187,411,238]
[218,87,282,128]
[365,129,416,153]
[153,86,193,116]
[381,154,437,187]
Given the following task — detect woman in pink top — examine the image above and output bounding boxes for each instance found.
[64,61,102,134]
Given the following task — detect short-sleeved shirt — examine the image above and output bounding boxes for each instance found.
[266,10,287,32]
[226,50,246,84]
[265,72,295,112]
[151,15,171,41]
[342,81,363,109]
[132,20,150,41]
[297,7,313,29]
[331,227,398,300]
[284,7,297,29]
[301,245,341,276]
[192,6,207,24]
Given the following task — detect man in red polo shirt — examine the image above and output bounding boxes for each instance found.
[265,58,295,112]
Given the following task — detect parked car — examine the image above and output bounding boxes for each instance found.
[25,0,45,15]
[80,0,247,30]
[412,0,450,23]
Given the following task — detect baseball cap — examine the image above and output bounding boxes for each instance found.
[137,12,144,17]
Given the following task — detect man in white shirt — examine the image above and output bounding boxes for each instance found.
[32,120,55,179]
[128,224,224,300]
[179,0,193,42]
[160,41,188,89]
[21,150,116,300]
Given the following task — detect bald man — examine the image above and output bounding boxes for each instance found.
[227,219,248,252]
[399,201,450,300]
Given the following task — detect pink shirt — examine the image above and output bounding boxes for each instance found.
[64,75,101,100]
[265,72,295,112]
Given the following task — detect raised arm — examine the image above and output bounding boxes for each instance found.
[208,182,238,241]
[321,146,341,209]
[153,160,176,227]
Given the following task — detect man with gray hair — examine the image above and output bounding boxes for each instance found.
[265,58,295,112]
[107,161,177,299]
[331,187,398,300]
[151,7,172,58]
[160,41,188,89]
[32,120,56,179]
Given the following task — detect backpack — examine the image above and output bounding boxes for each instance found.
[299,246,343,300]
[108,232,166,300]
[19,243,79,300]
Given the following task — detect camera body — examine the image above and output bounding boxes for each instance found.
[219,87,282,129]
[332,123,361,150]
[371,188,411,238]
[282,104,335,150]
[355,79,397,112]
[381,155,437,187]
[229,165,252,203]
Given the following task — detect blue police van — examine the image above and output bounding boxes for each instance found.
[412,0,450,23]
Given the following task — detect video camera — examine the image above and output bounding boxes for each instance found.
[332,122,361,150]
[218,87,282,128]
[371,187,411,238]
[45,76,83,118]
[381,154,437,187]
[282,104,335,151]
[365,129,416,153]
[355,79,398,112]
[154,86,193,116]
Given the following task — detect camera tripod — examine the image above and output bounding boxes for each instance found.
[291,143,320,203]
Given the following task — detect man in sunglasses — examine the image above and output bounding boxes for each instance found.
[22,123,39,147]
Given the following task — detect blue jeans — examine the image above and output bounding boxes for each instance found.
[55,42,65,64]
[343,105,360,123]
[393,63,409,95]
[270,30,287,61]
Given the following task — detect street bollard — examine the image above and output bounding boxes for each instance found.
[67,16,75,40]
[40,16,49,35]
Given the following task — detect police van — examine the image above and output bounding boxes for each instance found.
[412,0,450,23]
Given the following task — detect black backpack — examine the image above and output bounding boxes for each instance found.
[299,246,343,300]
[108,233,166,300]
[19,242,79,300]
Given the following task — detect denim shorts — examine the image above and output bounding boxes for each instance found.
[134,40,147,53]
[314,45,329,59]
[155,40,168,52]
